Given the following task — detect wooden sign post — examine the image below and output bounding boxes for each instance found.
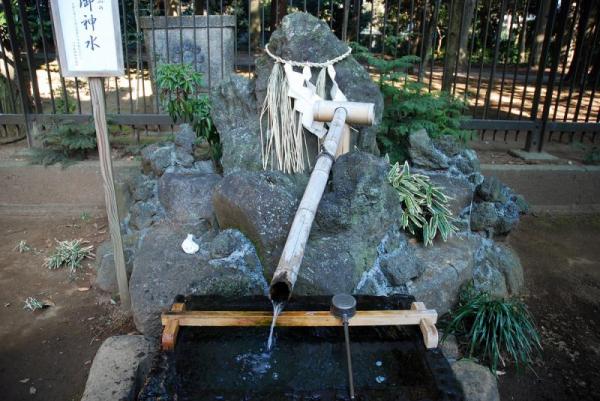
[50,0,130,310]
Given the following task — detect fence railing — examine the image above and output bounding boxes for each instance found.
[0,0,598,150]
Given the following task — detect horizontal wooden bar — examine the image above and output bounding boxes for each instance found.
[161,309,438,328]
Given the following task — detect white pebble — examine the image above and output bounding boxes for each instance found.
[375,376,386,384]
[375,360,382,367]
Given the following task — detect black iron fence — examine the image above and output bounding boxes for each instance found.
[0,0,598,150]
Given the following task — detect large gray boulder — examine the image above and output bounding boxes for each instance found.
[211,76,263,173]
[255,12,384,154]
[158,171,221,224]
[451,360,500,401]
[408,234,483,315]
[213,170,304,273]
[81,335,157,401]
[94,236,139,293]
[214,152,403,294]
[129,224,268,336]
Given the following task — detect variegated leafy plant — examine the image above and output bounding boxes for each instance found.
[388,161,458,246]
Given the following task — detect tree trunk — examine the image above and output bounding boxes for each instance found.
[193,0,204,15]
[531,0,552,67]
[442,0,477,91]
[566,0,597,83]
[270,0,288,33]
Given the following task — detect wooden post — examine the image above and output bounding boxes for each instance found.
[89,78,130,310]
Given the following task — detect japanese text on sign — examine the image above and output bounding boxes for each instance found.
[51,0,123,77]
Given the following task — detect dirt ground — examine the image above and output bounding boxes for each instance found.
[499,214,600,401]
[0,214,133,401]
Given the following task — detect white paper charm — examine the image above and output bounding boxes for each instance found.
[181,234,199,254]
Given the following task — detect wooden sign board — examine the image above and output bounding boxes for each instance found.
[50,0,124,77]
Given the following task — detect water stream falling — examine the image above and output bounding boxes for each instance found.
[267,301,284,350]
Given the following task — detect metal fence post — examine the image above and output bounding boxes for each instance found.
[526,0,558,152]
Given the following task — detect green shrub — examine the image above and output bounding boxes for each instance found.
[351,43,471,164]
[584,147,600,165]
[388,161,458,246]
[28,122,97,167]
[443,283,542,373]
[156,63,221,163]
[54,88,77,114]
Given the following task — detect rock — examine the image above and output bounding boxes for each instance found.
[141,143,174,177]
[174,148,195,168]
[158,171,221,224]
[129,200,162,230]
[80,335,157,401]
[212,170,302,272]
[174,124,196,154]
[408,129,450,170]
[113,168,138,221]
[477,176,508,203]
[94,237,138,293]
[131,174,156,203]
[440,334,461,362]
[470,176,526,236]
[354,227,420,294]
[470,202,498,233]
[453,149,481,176]
[130,225,268,336]
[470,201,520,236]
[433,135,466,157]
[451,360,499,401]
[255,12,383,154]
[474,241,524,296]
[295,152,404,295]
[211,75,263,173]
[426,172,474,217]
[193,160,216,174]
[408,234,483,315]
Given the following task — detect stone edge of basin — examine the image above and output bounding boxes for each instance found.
[79,333,499,401]
[80,335,158,401]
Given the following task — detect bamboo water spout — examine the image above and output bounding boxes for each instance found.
[269,101,375,302]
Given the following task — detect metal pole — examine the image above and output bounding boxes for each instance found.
[343,317,355,400]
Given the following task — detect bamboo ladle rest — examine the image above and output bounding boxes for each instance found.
[161,301,438,351]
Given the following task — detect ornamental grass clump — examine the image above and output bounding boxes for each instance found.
[443,284,542,374]
[23,297,45,311]
[44,239,94,273]
[388,161,458,246]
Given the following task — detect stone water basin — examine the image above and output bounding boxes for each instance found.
[138,295,463,401]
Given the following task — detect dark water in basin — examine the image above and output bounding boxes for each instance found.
[138,296,462,401]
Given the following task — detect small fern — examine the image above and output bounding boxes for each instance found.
[29,122,97,167]
[388,161,458,246]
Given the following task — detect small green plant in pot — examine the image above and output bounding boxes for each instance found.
[388,161,458,246]
[443,283,542,374]
[156,63,221,164]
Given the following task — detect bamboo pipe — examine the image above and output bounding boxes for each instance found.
[270,102,374,302]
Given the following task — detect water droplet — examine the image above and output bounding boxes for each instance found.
[375,360,383,367]
[375,375,386,384]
